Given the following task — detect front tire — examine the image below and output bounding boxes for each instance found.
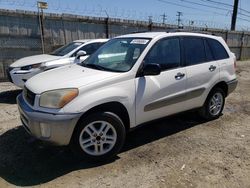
[70,112,126,162]
[199,87,225,120]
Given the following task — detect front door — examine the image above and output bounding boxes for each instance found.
[135,37,188,125]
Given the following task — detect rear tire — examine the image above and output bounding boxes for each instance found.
[199,87,225,120]
[70,112,126,162]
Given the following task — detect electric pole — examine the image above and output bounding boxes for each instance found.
[231,0,239,31]
[177,11,183,28]
[161,13,167,24]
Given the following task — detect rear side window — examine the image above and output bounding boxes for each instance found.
[184,37,206,66]
[207,38,229,60]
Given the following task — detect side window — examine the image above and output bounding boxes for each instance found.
[144,38,181,70]
[207,38,229,60]
[204,39,214,62]
[184,37,206,66]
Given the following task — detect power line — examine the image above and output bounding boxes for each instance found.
[199,0,250,15]
[178,0,231,12]
[199,0,233,8]
[157,0,227,16]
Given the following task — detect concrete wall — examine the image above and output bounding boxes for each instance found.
[0,9,250,80]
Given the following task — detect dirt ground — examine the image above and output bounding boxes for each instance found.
[0,61,249,188]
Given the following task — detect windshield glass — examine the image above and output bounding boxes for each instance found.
[50,42,83,56]
[82,38,150,72]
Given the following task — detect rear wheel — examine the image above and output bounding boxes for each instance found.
[70,112,126,162]
[199,88,225,120]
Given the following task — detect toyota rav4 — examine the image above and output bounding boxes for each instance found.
[17,32,238,161]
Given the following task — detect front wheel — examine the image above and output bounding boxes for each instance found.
[70,112,126,162]
[199,88,225,120]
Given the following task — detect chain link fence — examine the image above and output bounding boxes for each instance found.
[0,9,250,81]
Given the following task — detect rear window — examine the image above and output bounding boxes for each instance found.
[206,38,229,60]
[183,37,206,66]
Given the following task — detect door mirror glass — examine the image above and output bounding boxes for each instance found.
[143,63,161,76]
[76,50,87,59]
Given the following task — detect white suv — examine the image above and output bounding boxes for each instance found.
[8,39,108,88]
[17,32,237,161]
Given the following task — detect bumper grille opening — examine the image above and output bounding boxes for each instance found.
[24,86,36,106]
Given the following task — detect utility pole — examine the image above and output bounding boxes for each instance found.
[177,11,183,28]
[37,1,48,54]
[231,0,239,31]
[160,13,167,24]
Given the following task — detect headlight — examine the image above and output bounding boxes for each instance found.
[40,88,78,108]
[39,62,48,70]
[21,63,42,70]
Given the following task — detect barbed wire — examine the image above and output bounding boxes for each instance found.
[0,0,249,31]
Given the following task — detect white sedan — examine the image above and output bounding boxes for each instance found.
[7,39,108,88]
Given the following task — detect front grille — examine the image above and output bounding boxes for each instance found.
[23,86,36,106]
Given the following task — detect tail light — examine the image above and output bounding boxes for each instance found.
[231,52,236,70]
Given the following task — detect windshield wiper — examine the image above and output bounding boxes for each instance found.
[82,63,106,70]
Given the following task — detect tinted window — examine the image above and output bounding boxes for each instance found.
[50,42,83,56]
[207,38,229,60]
[204,39,214,62]
[75,42,105,56]
[144,38,180,70]
[184,37,206,66]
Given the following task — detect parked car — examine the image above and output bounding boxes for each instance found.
[17,32,237,161]
[8,39,108,88]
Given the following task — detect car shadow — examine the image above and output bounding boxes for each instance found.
[0,89,22,104]
[0,111,207,186]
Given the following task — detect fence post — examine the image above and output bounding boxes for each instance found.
[61,16,66,44]
[105,17,109,38]
[225,30,228,43]
[239,32,244,60]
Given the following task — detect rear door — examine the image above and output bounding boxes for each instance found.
[183,36,220,109]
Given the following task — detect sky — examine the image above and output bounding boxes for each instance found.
[0,0,250,31]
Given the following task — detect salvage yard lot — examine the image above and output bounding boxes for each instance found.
[0,61,250,188]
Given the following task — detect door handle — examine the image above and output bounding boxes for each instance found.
[175,72,185,80]
[209,65,216,72]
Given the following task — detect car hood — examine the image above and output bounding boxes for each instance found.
[25,64,120,94]
[10,54,61,67]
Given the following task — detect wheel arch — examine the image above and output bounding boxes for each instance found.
[74,101,130,133]
[210,81,228,97]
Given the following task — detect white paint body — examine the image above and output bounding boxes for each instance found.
[20,32,237,145]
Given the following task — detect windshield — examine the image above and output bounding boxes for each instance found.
[82,38,150,72]
[50,42,83,56]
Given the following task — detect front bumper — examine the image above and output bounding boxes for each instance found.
[227,79,238,95]
[9,68,43,88]
[17,94,81,145]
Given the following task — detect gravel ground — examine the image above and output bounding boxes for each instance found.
[0,61,250,188]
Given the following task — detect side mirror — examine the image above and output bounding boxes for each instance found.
[143,63,161,76]
[76,50,87,59]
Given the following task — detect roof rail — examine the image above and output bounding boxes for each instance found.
[166,28,213,35]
